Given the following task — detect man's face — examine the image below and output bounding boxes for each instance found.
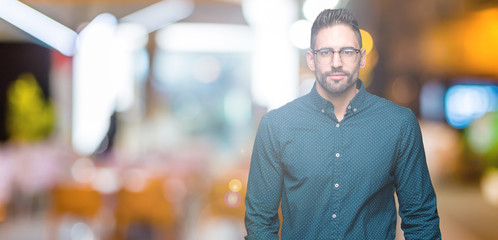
[306,24,366,96]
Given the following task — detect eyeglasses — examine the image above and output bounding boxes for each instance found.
[311,47,361,65]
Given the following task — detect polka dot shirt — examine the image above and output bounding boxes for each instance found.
[244,80,441,240]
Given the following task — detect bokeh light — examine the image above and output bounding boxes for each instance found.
[481,168,498,207]
[445,84,498,129]
[421,8,498,77]
[303,0,341,22]
[360,29,373,54]
[466,111,498,163]
[289,20,312,49]
[70,222,95,240]
[91,168,120,194]
[243,0,297,27]
[228,179,242,192]
[224,191,241,208]
[122,168,148,193]
[71,157,96,184]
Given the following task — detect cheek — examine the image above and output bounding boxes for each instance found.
[352,66,361,77]
[314,65,327,76]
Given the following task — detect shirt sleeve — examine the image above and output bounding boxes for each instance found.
[244,114,283,240]
[394,111,441,239]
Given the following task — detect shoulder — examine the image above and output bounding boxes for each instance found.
[362,93,421,135]
[367,93,416,121]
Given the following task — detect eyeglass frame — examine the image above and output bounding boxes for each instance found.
[311,47,361,64]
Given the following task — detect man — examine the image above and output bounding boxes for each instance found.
[244,8,440,240]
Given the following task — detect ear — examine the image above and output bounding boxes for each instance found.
[306,50,316,71]
[359,48,367,69]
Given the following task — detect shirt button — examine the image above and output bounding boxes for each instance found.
[353,108,357,112]
[335,183,339,188]
[321,109,325,113]
[335,123,340,128]
[332,214,337,219]
[348,106,352,110]
[335,153,340,158]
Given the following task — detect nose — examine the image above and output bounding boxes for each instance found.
[331,51,343,68]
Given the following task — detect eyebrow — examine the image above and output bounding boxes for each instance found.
[316,46,358,51]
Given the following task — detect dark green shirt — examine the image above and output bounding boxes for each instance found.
[245,80,440,240]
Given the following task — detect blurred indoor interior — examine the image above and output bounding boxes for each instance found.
[1,0,498,239]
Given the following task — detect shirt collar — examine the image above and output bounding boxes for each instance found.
[309,79,367,115]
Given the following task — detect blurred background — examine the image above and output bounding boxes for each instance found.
[0,0,497,239]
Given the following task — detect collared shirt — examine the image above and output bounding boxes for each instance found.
[245,80,440,240]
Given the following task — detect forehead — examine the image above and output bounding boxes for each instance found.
[315,24,360,49]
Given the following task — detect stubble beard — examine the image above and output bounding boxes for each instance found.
[316,68,357,95]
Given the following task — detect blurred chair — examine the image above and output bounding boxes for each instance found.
[49,184,104,239]
[0,203,5,223]
[113,178,175,240]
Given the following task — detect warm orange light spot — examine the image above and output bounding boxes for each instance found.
[360,29,374,54]
[421,8,498,77]
[461,8,498,74]
[229,179,242,192]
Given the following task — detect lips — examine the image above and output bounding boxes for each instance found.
[328,73,346,80]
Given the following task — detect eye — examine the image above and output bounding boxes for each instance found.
[341,49,355,56]
[318,49,333,56]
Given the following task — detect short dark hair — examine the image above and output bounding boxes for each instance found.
[310,8,362,50]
